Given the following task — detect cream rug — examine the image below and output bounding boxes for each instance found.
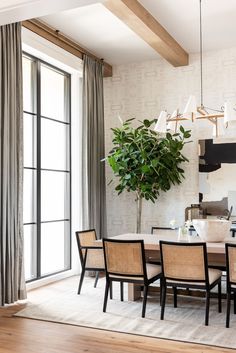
[16,276,236,349]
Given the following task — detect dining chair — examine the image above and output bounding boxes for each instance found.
[225,243,236,328]
[102,238,162,318]
[151,226,174,234]
[75,229,111,296]
[149,227,175,264]
[160,241,222,326]
[151,227,194,295]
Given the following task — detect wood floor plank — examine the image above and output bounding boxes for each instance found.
[0,303,233,353]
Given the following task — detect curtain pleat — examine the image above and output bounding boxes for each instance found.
[82,55,107,238]
[0,22,26,306]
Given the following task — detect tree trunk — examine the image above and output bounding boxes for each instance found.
[136,194,142,233]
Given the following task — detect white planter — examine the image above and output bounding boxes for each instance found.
[192,219,231,242]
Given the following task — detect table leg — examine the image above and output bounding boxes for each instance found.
[128,283,141,301]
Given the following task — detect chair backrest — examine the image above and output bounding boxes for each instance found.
[75,229,97,263]
[103,239,146,280]
[226,243,236,285]
[160,241,208,283]
[151,226,174,235]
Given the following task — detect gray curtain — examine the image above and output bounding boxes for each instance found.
[82,55,107,238]
[0,22,26,306]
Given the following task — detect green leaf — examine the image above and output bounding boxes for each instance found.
[184,132,191,138]
[141,165,150,173]
[106,118,191,204]
[124,118,135,123]
[124,174,131,180]
[143,119,151,128]
[151,159,158,168]
[166,132,172,140]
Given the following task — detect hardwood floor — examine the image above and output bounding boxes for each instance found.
[0,303,233,353]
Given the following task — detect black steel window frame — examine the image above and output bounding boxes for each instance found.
[23,52,72,282]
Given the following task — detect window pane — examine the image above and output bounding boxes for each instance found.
[41,171,70,222]
[24,224,37,281]
[23,169,37,224]
[41,221,70,276]
[41,64,68,122]
[23,56,36,113]
[41,119,69,170]
[24,114,36,168]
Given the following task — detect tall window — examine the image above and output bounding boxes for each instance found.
[23,53,71,281]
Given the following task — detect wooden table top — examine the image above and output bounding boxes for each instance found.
[110,230,236,254]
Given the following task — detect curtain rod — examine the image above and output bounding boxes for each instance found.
[22,19,112,77]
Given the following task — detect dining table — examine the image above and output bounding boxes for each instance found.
[107,230,236,301]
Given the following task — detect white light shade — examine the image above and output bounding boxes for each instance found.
[212,118,226,137]
[224,101,236,126]
[167,110,177,131]
[183,95,197,117]
[167,120,176,131]
[170,110,178,119]
[154,111,167,133]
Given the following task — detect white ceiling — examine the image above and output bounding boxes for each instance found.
[40,0,236,65]
[0,0,102,26]
[41,3,158,65]
[2,0,236,66]
[139,0,236,53]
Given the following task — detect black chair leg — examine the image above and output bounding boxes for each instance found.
[94,271,99,288]
[226,291,231,328]
[205,290,210,326]
[77,266,85,294]
[109,281,113,299]
[142,285,148,318]
[218,281,222,313]
[120,282,124,301]
[173,287,177,308]
[103,280,110,312]
[234,292,236,314]
[159,278,163,305]
[160,284,166,320]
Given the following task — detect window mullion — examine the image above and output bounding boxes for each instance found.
[36,60,41,279]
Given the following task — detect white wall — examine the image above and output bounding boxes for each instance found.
[104,47,236,236]
[200,164,236,202]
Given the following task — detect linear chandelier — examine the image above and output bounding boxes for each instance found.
[154,0,236,138]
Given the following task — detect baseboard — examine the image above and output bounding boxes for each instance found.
[26,270,78,291]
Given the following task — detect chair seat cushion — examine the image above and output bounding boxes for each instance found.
[167,268,222,287]
[109,264,162,281]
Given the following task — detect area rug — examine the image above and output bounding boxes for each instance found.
[15,276,236,349]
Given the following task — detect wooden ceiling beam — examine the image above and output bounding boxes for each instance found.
[22,19,113,77]
[104,0,189,67]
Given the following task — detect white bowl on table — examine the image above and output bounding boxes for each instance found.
[192,219,231,242]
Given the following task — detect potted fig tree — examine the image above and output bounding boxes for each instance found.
[107,118,191,233]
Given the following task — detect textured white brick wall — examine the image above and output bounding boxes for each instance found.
[104,47,236,236]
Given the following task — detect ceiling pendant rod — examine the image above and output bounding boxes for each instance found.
[199,0,204,109]
[156,0,236,134]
